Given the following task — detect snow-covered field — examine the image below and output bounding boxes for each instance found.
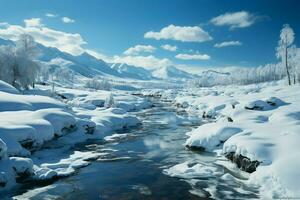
[0,80,152,195]
[158,80,300,199]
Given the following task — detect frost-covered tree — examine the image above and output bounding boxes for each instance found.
[16,34,40,60]
[15,34,41,88]
[0,45,15,84]
[54,67,75,85]
[85,77,112,91]
[104,93,115,108]
[276,24,295,85]
[290,46,300,84]
[37,63,50,83]
[0,34,41,89]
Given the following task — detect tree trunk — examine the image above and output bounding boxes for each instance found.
[285,46,291,85]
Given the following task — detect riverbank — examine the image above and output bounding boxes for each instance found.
[158,80,300,199]
[0,81,152,198]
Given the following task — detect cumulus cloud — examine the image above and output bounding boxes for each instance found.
[61,17,75,23]
[24,18,43,27]
[161,44,177,52]
[144,24,212,42]
[45,13,57,18]
[113,55,172,69]
[175,53,210,60]
[123,45,156,55]
[210,11,257,29]
[0,21,86,55]
[214,40,242,48]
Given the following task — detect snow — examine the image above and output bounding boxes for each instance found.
[163,161,220,179]
[0,80,19,94]
[9,157,33,175]
[178,81,300,198]
[0,81,149,194]
[185,123,242,151]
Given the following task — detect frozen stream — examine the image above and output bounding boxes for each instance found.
[11,98,259,199]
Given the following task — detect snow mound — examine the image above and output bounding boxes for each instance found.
[0,80,19,94]
[185,123,242,151]
[0,91,66,112]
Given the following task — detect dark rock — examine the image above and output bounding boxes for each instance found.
[20,139,34,150]
[14,168,33,183]
[56,92,67,100]
[225,152,260,173]
[84,125,95,134]
[186,145,205,152]
[61,124,77,134]
[227,117,233,122]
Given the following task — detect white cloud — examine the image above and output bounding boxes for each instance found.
[214,40,242,48]
[113,55,172,69]
[161,44,177,52]
[0,21,86,55]
[210,11,257,29]
[45,13,57,18]
[61,17,75,24]
[175,53,210,60]
[144,24,212,42]
[24,18,43,27]
[123,45,156,55]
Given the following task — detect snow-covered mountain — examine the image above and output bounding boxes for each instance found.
[0,37,198,81]
[110,63,155,80]
[37,43,199,81]
[194,69,231,87]
[152,66,197,80]
[37,44,111,78]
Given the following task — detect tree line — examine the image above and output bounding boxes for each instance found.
[189,24,300,87]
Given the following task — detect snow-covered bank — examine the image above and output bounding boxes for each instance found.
[0,81,150,194]
[167,81,300,198]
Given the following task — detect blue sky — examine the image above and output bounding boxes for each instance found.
[0,0,299,72]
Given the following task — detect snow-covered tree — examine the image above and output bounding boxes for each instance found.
[276,24,295,85]
[54,67,75,85]
[37,63,50,83]
[0,34,41,89]
[15,34,41,88]
[104,93,115,108]
[85,77,112,91]
[0,45,15,85]
[290,47,300,84]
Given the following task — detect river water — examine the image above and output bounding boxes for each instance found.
[12,98,259,199]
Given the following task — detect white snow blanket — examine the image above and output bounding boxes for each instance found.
[182,81,300,198]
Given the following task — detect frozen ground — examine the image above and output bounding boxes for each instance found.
[157,80,300,199]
